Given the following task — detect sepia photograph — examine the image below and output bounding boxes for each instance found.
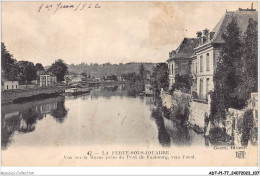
[1,0,258,172]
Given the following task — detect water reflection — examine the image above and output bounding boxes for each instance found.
[1,96,68,149]
[150,98,205,147]
[2,85,206,150]
[51,101,68,123]
[151,107,171,147]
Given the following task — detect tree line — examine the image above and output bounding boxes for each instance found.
[1,42,68,84]
[121,63,169,95]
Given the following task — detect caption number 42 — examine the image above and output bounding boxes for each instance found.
[87,151,92,156]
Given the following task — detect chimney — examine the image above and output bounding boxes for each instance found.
[196,31,202,38]
[203,28,209,36]
[209,32,215,40]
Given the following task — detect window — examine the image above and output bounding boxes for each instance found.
[175,62,179,75]
[16,85,17,89]
[196,62,197,74]
[172,64,173,75]
[206,53,209,71]
[200,56,203,72]
[12,85,14,89]
[6,85,8,90]
[200,79,203,98]
[206,78,209,94]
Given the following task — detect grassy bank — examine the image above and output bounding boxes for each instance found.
[1,86,67,104]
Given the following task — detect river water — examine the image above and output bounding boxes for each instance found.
[2,85,206,151]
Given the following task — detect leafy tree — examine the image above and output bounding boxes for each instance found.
[80,72,88,78]
[170,74,192,94]
[1,42,18,80]
[17,61,37,84]
[139,64,146,79]
[139,64,146,91]
[35,63,44,71]
[151,63,169,95]
[211,17,244,121]
[48,59,68,82]
[235,18,258,106]
[244,18,258,92]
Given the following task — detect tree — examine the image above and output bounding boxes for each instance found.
[211,17,244,121]
[235,18,258,105]
[47,59,68,82]
[35,63,44,71]
[170,74,192,94]
[139,64,146,79]
[80,72,88,78]
[139,64,146,90]
[151,63,169,96]
[17,61,37,84]
[244,18,258,92]
[1,42,18,80]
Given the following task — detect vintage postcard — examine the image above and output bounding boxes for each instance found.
[1,1,258,168]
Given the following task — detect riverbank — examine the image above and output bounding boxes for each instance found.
[1,86,67,104]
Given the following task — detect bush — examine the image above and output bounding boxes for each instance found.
[171,93,191,124]
[241,110,254,146]
[209,127,232,144]
[162,106,171,119]
[169,74,192,95]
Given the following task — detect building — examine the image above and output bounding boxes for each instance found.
[167,38,199,89]
[193,8,257,100]
[2,79,19,91]
[39,72,57,86]
[71,75,85,83]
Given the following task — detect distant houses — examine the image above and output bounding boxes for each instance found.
[38,71,57,87]
[2,79,19,90]
[1,71,58,91]
[167,7,258,100]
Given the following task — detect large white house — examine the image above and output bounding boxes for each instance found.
[193,8,257,100]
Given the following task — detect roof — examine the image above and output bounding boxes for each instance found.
[167,38,199,62]
[211,10,258,44]
[39,71,56,77]
[2,77,18,82]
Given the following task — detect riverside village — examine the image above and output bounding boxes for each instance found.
[1,2,258,161]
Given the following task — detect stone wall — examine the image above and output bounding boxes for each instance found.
[161,90,209,131]
[161,90,172,109]
[160,90,258,145]
[189,101,209,130]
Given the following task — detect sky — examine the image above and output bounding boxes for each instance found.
[2,1,258,66]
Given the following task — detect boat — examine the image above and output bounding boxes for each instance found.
[65,86,90,95]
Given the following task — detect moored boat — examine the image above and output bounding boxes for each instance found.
[65,87,90,95]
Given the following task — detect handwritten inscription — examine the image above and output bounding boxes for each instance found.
[38,2,101,14]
